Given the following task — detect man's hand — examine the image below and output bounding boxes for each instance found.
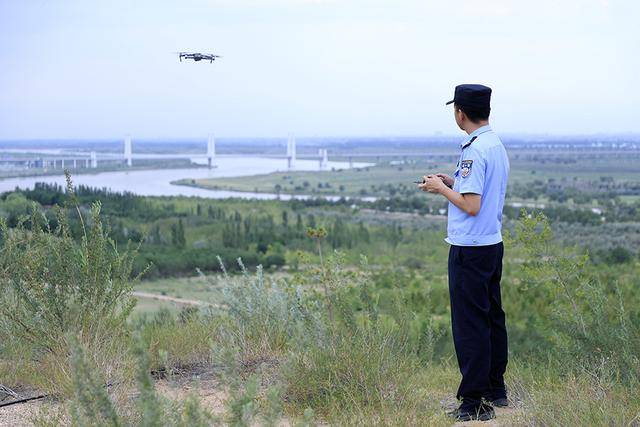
[435,173,454,188]
[418,175,446,194]
[418,173,482,216]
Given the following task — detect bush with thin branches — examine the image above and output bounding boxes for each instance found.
[0,172,143,394]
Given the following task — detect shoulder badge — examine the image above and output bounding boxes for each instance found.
[460,160,473,178]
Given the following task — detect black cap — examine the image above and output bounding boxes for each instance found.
[445,84,492,111]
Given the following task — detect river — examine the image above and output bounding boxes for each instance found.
[0,156,374,201]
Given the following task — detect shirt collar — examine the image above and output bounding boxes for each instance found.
[460,124,492,148]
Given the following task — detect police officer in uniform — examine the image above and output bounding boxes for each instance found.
[418,84,510,422]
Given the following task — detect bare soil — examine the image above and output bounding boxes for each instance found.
[132,291,218,307]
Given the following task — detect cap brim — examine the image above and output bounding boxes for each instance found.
[445,100,455,105]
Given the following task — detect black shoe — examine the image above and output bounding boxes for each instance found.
[447,406,495,422]
[488,397,509,407]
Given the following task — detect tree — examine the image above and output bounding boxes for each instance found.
[171,219,186,248]
[296,213,303,231]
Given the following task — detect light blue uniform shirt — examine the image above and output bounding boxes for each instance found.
[445,125,510,246]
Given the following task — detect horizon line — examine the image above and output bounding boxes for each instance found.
[1,132,640,143]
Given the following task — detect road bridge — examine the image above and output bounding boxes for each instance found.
[0,134,334,171]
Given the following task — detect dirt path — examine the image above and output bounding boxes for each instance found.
[0,398,54,427]
[132,291,219,308]
[0,377,276,427]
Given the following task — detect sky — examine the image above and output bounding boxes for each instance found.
[1,0,639,139]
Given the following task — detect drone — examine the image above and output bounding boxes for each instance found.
[177,52,221,63]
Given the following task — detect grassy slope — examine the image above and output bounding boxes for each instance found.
[2,198,638,425]
[125,261,640,426]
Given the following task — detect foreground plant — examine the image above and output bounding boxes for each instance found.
[508,211,640,382]
[0,171,143,394]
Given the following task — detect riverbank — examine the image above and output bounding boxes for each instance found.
[0,158,200,180]
[170,162,427,198]
[0,156,359,199]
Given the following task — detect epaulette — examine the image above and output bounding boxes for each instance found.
[461,135,477,150]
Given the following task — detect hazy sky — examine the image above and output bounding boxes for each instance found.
[1,0,638,139]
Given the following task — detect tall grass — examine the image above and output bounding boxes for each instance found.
[135,308,219,373]
[284,320,421,412]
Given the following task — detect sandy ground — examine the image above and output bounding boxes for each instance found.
[0,379,226,426]
[155,376,227,416]
[0,398,55,427]
[0,373,289,426]
[132,291,219,307]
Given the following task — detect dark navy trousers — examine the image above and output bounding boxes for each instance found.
[448,242,508,410]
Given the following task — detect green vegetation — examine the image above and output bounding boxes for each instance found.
[0,179,140,395]
[5,158,639,276]
[3,183,449,279]
[0,173,638,424]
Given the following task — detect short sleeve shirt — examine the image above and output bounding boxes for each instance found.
[445,125,510,246]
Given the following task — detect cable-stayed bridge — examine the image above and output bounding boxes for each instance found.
[0,135,345,171]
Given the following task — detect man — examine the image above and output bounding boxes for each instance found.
[418,84,510,422]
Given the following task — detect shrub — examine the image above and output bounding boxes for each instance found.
[0,173,142,394]
[68,338,122,426]
[215,257,319,363]
[507,211,640,382]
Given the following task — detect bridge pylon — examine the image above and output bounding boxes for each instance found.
[124,135,132,167]
[319,148,328,169]
[286,134,296,169]
[207,134,216,168]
